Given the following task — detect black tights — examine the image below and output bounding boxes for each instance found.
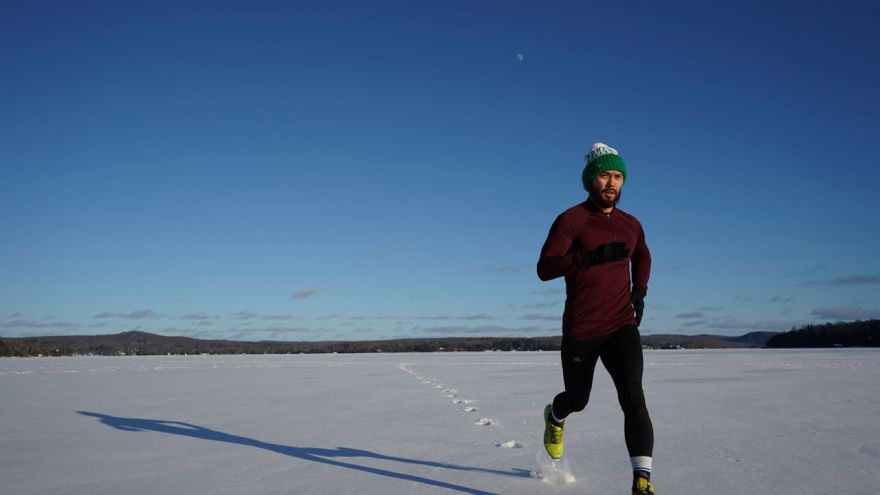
[551,325,654,457]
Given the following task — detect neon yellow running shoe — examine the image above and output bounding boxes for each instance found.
[632,476,655,495]
[542,404,564,459]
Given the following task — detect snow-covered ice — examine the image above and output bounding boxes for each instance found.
[494,440,524,449]
[2,349,879,494]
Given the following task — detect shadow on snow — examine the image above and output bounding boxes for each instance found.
[78,411,530,495]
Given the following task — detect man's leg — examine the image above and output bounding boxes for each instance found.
[552,337,603,420]
[599,325,654,490]
[543,337,602,459]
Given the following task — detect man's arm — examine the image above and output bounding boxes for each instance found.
[630,223,651,325]
[537,214,580,281]
[630,224,651,291]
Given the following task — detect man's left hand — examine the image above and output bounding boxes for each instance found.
[632,286,647,326]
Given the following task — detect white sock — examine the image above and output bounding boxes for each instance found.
[630,456,652,475]
[550,405,565,425]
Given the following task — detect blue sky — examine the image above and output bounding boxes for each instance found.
[2,0,879,342]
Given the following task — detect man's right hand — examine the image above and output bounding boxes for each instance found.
[581,242,629,266]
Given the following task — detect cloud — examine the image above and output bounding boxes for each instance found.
[293,288,320,299]
[248,326,315,336]
[520,302,559,309]
[738,295,798,306]
[262,314,297,320]
[530,287,564,296]
[831,275,880,285]
[797,274,879,287]
[811,305,880,320]
[178,325,316,341]
[122,309,159,319]
[487,265,526,273]
[2,319,79,329]
[675,312,705,319]
[696,306,724,311]
[374,314,494,322]
[181,313,217,320]
[421,325,549,335]
[518,314,560,321]
[457,314,495,321]
[231,310,258,320]
[783,264,826,278]
[94,309,159,319]
[681,320,709,328]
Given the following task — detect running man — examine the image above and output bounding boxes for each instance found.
[537,142,655,495]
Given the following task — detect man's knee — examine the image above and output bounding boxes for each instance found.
[616,383,646,413]
[569,392,590,412]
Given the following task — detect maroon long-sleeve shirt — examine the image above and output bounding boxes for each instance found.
[537,199,651,341]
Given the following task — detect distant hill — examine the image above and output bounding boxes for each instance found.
[1,329,778,357]
[640,331,777,349]
[4,322,875,357]
[764,320,879,348]
[0,331,562,357]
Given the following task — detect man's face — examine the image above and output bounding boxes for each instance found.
[589,170,625,208]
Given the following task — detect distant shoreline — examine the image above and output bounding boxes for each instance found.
[2,321,876,356]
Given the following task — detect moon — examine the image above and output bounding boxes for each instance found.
[516,53,524,62]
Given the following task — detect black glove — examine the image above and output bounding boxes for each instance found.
[581,242,629,267]
[632,286,646,326]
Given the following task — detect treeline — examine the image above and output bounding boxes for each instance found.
[765,320,879,348]
[0,330,772,357]
[640,331,776,349]
[3,322,874,357]
[0,331,564,357]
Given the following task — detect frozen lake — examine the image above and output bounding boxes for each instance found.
[2,349,878,494]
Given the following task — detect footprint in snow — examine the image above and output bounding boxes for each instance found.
[494,440,524,448]
[475,417,498,426]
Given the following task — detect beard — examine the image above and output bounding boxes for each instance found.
[588,183,622,209]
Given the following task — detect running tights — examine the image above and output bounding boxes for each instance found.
[551,325,654,457]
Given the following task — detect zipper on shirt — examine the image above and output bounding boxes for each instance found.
[606,210,617,242]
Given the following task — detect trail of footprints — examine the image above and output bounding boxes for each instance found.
[399,363,523,449]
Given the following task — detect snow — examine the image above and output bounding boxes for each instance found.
[1,349,879,495]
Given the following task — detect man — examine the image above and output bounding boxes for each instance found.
[537,142,655,495]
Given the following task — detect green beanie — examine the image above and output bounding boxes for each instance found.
[582,142,627,191]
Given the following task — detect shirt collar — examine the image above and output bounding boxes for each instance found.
[583,197,615,215]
